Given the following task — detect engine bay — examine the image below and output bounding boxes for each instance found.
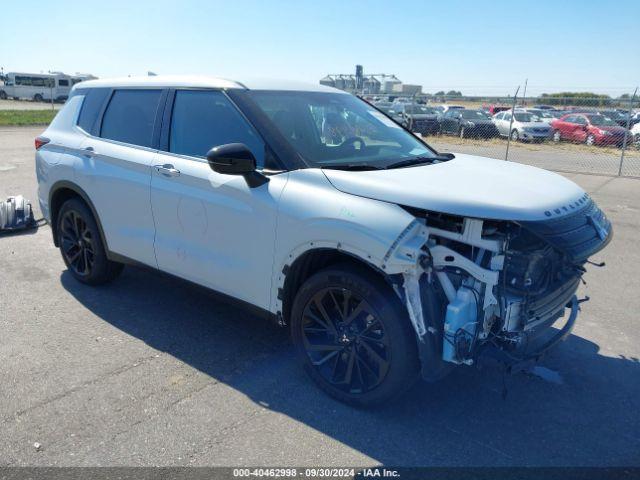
[394,197,611,374]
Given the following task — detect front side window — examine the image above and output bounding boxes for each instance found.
[169,90,265,167]
[243,91,433,169]
[514,113,536,122]
[100,89,162,147]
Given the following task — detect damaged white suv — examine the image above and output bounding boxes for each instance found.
[36,76,612,406]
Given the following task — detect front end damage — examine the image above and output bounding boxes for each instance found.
[384,194,612,379]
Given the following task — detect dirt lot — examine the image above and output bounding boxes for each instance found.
[1,126,639,467]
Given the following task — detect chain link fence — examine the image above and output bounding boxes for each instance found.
[365,92,640,178]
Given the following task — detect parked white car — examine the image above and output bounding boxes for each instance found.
[493,111,553,141]
[36,76,611,405]
[632,122,640,148]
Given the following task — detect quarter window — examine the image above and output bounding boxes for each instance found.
[78,88,111,134]
[169,90,265,167]
[100,89,162,147]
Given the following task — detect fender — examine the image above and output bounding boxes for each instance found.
[48,180,110,255]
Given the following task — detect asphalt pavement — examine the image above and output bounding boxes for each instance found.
[1,126,639,466]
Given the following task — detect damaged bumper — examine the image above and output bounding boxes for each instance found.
[382,198,611,379]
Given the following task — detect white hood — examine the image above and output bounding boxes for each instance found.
[322,153,586,221]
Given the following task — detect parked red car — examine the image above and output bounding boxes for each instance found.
[550,113,630,147]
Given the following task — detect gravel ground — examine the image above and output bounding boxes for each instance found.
[1,126,639,467]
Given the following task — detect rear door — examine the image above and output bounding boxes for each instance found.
[441,110,455,133]
[557,115,576,140]
[150,89,287,310]
[78,88,165,267]
[496,112,508,135]
[572,115,589,142]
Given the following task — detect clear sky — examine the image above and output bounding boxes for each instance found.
[1,0,638,97]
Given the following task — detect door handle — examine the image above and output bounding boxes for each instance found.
[154,164,181,177]
[82,146,96,158]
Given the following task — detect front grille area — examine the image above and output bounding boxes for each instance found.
[524,275,580,328]
[520,197,612,262]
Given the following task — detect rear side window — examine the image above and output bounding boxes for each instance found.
[77,88,110,134]
[169,90,265,167]
[101,89,162,147]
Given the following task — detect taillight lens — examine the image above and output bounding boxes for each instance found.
[35,136,50,150]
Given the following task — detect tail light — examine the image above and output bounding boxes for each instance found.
[35,136,50,150]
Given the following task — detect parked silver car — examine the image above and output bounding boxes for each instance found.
[493,111,553,142]
[518,108,562,125]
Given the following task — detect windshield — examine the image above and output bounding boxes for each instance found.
[460,110,490,119]
[404,105,437,114]
[514,113,538,122]
[375,104,393,113]
[601,111,624,120]
[529,110,553,119]
[245,91,435,168]
[587,115,618,126]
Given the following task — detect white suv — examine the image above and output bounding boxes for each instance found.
[36,76,611,406]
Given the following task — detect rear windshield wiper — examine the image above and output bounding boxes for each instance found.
[386,154,455,169]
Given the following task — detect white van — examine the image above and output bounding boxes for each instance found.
[0,72,73,102]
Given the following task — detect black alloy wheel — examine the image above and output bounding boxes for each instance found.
[301,287,391,394]
[56,197,123,285]
[59,209,95,277]
[291,264,420,406]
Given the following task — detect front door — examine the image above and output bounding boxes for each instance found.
[150,89,287,310]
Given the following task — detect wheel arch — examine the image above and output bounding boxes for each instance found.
[278,247,399,327]
[49,181,109,252]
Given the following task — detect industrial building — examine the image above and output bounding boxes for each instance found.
[320,65,422,95]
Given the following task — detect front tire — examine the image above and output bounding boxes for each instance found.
[57,198,124,285]
[553,130,561,143]
[510,129,519,141]
[33,94,43,102]
[586,134,595,146]
[291,263,420,407]
[459,126,466,139]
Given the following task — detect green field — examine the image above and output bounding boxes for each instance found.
[0,110,57,126]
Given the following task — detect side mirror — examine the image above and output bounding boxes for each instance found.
[206,143,268,188]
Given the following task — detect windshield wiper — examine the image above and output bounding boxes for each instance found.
[386,154,453,169]
[320,164,382,171]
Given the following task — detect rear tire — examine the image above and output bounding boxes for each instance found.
[553,130,561,142]
[0,91,7,100]
[291,263,420,407]
[586,134,595,146]
[510,129,519,141]
[56,198,124,285]
[459,126,466,139]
